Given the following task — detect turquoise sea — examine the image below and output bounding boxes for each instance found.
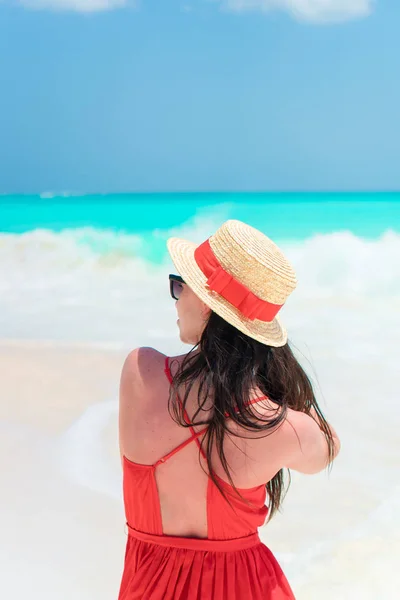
[2,192,399,237]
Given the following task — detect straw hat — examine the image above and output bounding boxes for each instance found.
[167,219,297,347]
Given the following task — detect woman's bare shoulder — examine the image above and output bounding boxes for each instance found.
[120,347,166,391]
[118,348,167,460]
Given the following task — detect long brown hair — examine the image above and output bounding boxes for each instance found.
[168,311,335,519]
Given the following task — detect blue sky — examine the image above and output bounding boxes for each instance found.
[0,1,399,193]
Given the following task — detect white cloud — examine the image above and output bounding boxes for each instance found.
[13,0,374,20]
[19,0,129,13]
[218,0,374,23]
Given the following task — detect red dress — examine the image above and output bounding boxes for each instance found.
[118,357,295,599]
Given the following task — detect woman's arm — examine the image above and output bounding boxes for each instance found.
[282,408,341,475]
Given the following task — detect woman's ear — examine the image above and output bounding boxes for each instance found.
[201,303,212,321]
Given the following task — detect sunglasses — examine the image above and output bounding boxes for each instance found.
[169,274,185,300]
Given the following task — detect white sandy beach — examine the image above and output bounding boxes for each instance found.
[1,335,399,600]
[0,341,126,599]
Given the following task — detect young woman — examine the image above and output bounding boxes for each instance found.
[118,220,340,599]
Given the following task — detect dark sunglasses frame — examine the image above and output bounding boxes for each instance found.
[169,274,185,300]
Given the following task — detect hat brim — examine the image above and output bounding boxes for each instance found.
[167,237,288,347]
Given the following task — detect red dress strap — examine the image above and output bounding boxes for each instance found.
[154,427,208,467]
[164,357,208,461]
[223,396,268,418]
[164,356,174,384]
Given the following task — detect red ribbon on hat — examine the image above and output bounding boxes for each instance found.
[194,239,283,322]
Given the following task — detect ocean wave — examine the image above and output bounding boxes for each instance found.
[0,226,398,293]
[0,221,398,346]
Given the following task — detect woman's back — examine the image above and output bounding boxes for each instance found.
[121,349,272,539]
[120,348,335,536]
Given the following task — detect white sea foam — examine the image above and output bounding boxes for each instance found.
[58,399,121,499]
